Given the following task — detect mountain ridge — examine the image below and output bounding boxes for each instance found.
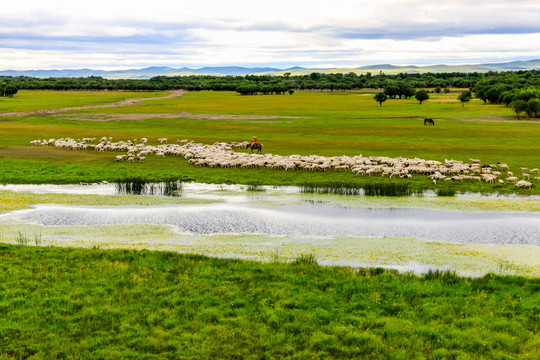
[1,59,539,79]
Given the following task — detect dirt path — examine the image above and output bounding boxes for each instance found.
[0,90,185,117]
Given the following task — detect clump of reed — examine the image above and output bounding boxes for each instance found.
[436,188,457,197]
[362,182,413,196]
[246,184,265,192]
[15,232,42,246]
[300,182,362,195]
[300,181,415,196]
[115,177,183,197]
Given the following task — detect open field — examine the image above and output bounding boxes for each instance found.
[0,244,539,359]
[1,90,539,358]
[1,90,539,194]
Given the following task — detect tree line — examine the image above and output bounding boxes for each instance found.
[0,71,488,93]
[472,71,540,119]
[3,69,540,119]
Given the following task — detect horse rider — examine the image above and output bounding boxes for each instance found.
[252,136,257,143]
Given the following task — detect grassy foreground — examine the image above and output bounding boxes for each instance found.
[0,244,539,359]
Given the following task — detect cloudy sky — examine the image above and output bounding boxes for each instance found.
[2,0,540,70]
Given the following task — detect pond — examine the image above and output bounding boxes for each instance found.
[1,182,539,277]
[4,203,539,246]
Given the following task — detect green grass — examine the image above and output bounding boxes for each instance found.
[1,90,539,194]
[0,244,538,359]
[0,90,169,112]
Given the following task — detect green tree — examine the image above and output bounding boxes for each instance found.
[510,100,528,119]
[526,98,540,118]
[500,91,515,107]
[399,82,416,99]
[457,90,472,107]
[415,89,429,104]
[373,92,388,106]
[3,84,18,98]
[383,82,401,98]
[473,79,490,103]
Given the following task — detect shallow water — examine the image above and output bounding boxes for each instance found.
[4,203,539,246]
[1,182,538,199]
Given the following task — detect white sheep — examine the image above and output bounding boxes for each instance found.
[497,162,509,171]
[515,180,532,188]
[505,176,518,183]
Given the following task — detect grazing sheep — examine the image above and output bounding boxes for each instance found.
[515,180,532,188]
[506,176,518,183]
[31,135,539,192]
[522,173,530,180]
[530,168,539,174]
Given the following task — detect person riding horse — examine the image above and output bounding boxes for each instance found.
[246,136,263,153]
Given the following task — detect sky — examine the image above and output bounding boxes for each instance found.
[2,0,540,70]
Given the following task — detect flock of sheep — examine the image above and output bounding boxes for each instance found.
[30,136,538,188]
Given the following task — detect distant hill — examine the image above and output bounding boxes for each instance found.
[1,59,540,79]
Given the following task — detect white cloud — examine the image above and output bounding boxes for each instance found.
[2,0,540,69]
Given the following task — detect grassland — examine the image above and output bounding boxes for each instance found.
[1,90,539,194]
[0,244,538,359]
[1,90,539,358]
[0,90,171,112]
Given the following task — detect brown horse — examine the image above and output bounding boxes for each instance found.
[246,142,263,154]
[424,118,435,126]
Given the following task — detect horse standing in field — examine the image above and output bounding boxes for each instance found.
[246,142,263,154]
[424,118,435,126]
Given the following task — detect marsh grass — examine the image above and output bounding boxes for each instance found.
[362,181,416,197]
[0,244,538,359]
[300,181,421,196]
[300,182,363,195]
[15,232,42,246]
[115,178,183,196]
[436,188,457,197]
[15,231,29,245]
[246,184,265,192]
